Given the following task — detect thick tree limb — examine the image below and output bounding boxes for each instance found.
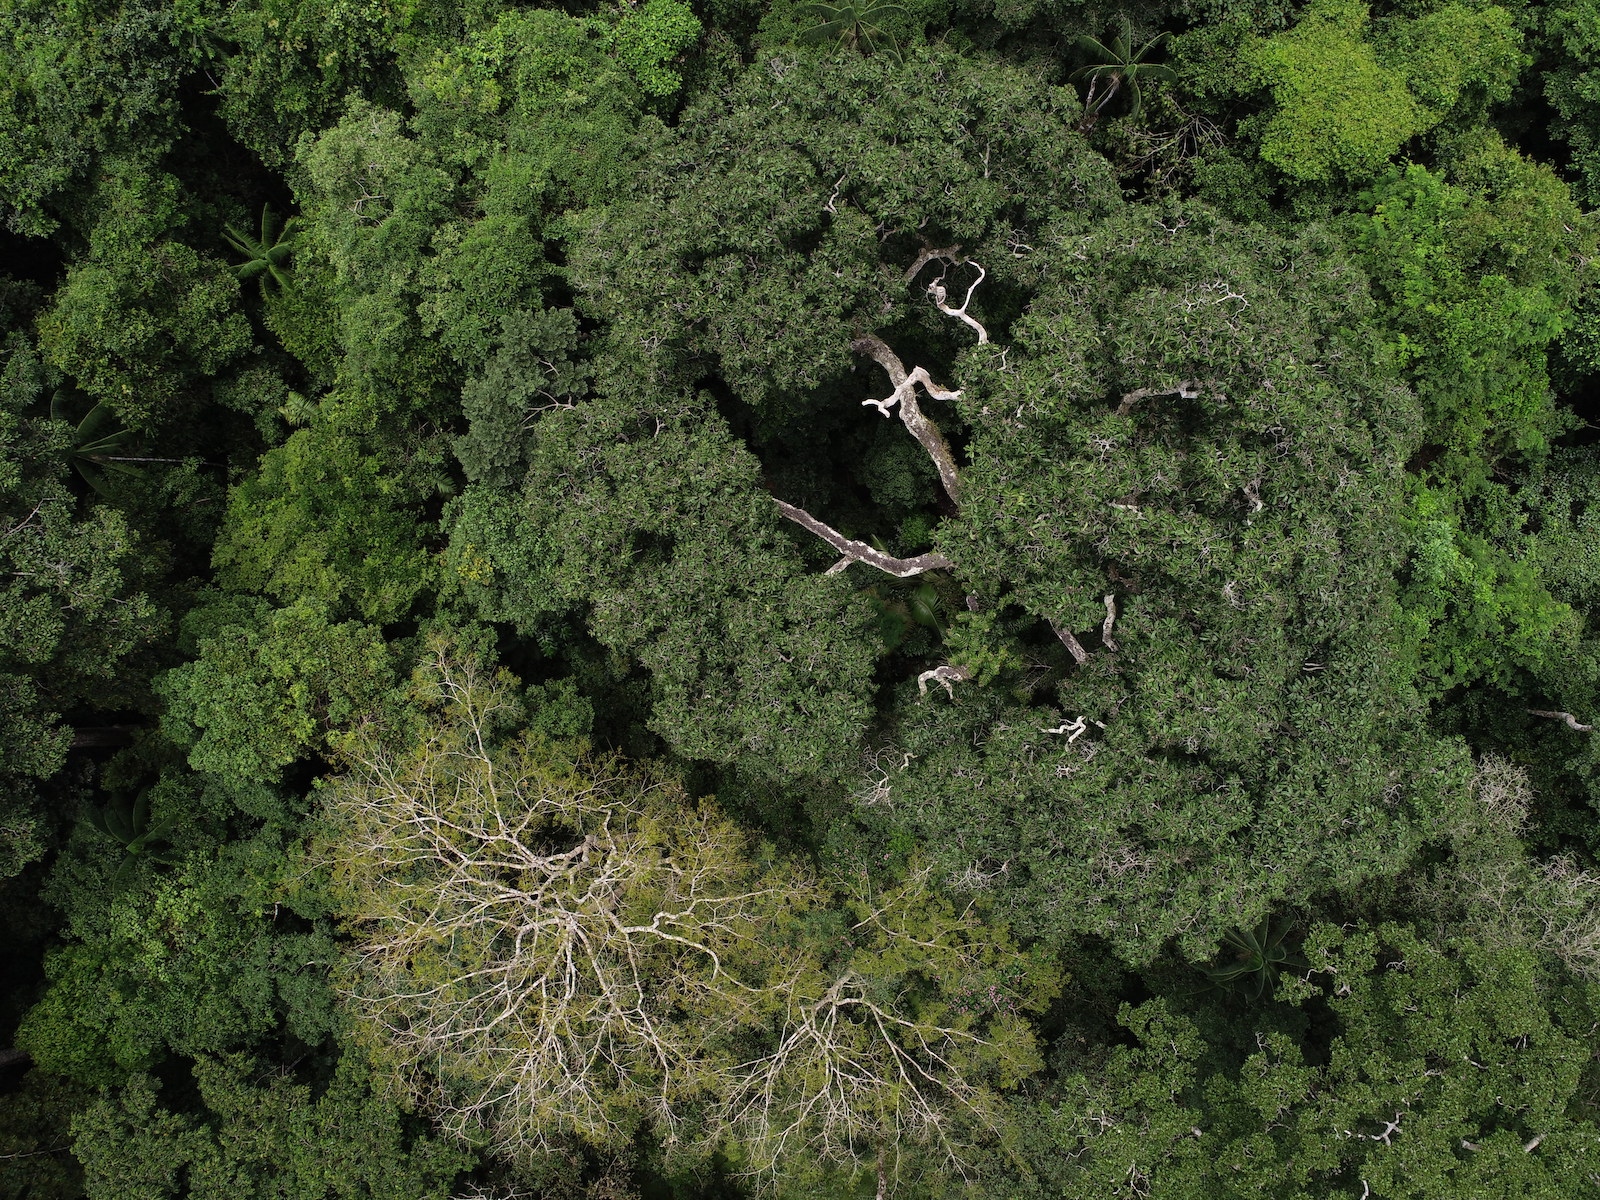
[1117,380,1216,417]
[1529,709,1595,733]
[917,664,972,700]
[1049,621,1089,666]
[776,500,955,578]
[852,336,963,504]
[1101,594,1119,651]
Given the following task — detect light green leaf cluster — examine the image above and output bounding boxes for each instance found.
[610,0,703,97]
[1242,0,1520,183]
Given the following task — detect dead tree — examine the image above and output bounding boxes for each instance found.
[324,652,817,1154]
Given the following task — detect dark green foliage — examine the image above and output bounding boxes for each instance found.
[572,46,1119,414]
[450,395,880,780]
[893,206,1464,959]
[210,419,442,624]
[0,1069,90,1200]
[0,0,208,236]
[4,4,1600,1196]
[1027,924,1600,1197]
[156,594,401,783]
[1,296,165,877]
[71,1053,470,1199]
[454,307,590,487]
[35,164,253,432]
[18,834,342,1082]
[214,0,409,168]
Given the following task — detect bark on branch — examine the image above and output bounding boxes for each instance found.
[1529,709,1595,733]
[776,500,955,578]
[1049,621,1089,666]
[852,335,963,505]
[1117,380,1218,417]
[904,248,989,343]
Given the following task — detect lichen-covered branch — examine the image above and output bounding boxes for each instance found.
[852,335,963,504]
[775,499,955,577]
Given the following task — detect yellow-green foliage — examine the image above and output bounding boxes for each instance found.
[1243,0,1520,183]
[1244,0,1422,182]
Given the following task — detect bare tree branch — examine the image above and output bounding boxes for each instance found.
[917,663,972,700]
[852,335,963,504]
[776,500,954,578]
[1049,620,1089,666]
[1101,594,1119,651]
[1116,380,1218,417]
[1530,709,1595,733]
[903,246,963,283]
[904,249,990,343]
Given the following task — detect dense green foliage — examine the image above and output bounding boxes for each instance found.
[5,0,1600,1196]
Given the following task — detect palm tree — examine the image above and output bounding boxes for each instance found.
[86,790,180,886]
[1202,917,1305,1000]
[1070,20,1176,124]
[801,0,905,60]
[222,204,301,290]
[51,390,138,496]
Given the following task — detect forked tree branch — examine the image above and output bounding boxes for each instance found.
[775,500,955,578]
[905,248,990,343]
[852,335,963,504]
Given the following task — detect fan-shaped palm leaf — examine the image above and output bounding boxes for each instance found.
[1070,20,1177,121]
[87,790,181,886]
[50,390,140,495]
[222,204,302,290]
[801,0,905,60]
[1202,917,1305,1000]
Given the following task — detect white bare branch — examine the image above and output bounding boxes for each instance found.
[917,663,972,700]
[904,248,990,343]
[903,246,962,282]
[322,656,819,1156]
[1040,715,1102,742]
[718,863,1025,1182]
[775,499,955,578]
[1101,594,1119,651]
[852,335,963,504]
